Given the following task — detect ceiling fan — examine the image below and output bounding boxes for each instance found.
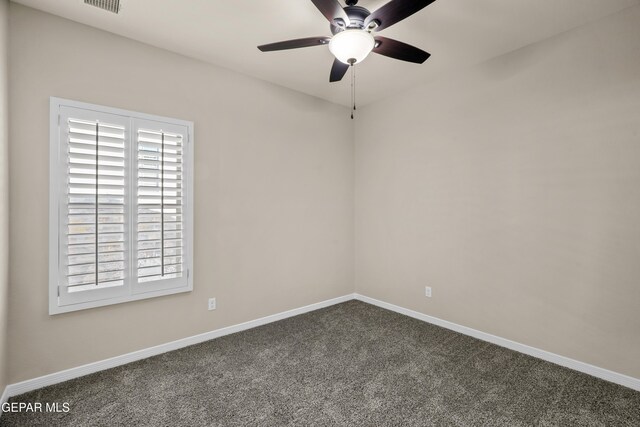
[257,0,436,83]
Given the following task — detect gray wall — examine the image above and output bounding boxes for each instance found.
[355,6,640,378]
[8,4,354,383]
[0,0,8,394]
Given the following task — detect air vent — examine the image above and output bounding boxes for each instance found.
[84,0,121,14]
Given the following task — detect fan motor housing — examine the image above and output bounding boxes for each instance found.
[331,6,371,34]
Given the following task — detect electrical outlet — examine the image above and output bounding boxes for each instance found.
[425,287,432,298]
[208,298,216,311]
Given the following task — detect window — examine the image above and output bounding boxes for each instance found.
[49,98,193,314]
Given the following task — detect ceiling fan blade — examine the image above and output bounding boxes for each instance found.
[258,37,331,52]
[365,0,437,32]
[373,36,430,64]
[330,59,349,82]
[310,0,350,26]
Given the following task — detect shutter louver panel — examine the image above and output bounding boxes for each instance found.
[65,118,127,293]
[136,128,185,284]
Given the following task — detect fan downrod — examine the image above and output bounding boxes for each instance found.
[345,0,358,5]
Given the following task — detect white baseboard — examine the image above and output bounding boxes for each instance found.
[354,293,640,392]
[1,385,8,406]
[4,292,638,403]
[4,294,355,399]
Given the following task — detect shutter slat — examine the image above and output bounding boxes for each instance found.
[69,142,124,157]
[138,172,182,180]
[69,196,125,205]
[69,252,124,265]
[138,154,182,163]
[69,206,125,214]
[67,218,125,226]
[139,146,182,156]
[70,177,125,186]
[137,164,182,172]
[138,248,182,258]
[68,270,125,286]
[70,166,125,176]
[68,127,124,140]
[69,153,125,167]
[138,136,182,146]
[69,135,124,147]
[69,183,125,192]
[137,223,182,231]
[68,242,125,255]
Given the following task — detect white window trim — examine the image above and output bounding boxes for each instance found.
[49,97,194,315]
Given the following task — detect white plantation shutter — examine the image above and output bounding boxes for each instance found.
[50,99,193,314]
[58,107,130,306]
[133,119,189,292]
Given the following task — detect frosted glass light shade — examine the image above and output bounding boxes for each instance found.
[329,30,375,64]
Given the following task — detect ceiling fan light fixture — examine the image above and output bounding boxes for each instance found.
[329,29,375,65]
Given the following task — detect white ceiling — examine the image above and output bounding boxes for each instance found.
[12,0,640,106]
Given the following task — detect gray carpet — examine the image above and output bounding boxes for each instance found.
[2,301,639,426]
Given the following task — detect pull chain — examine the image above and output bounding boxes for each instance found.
[351,65,356,119]
[348,58,356,119]
[351,64,356,120]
